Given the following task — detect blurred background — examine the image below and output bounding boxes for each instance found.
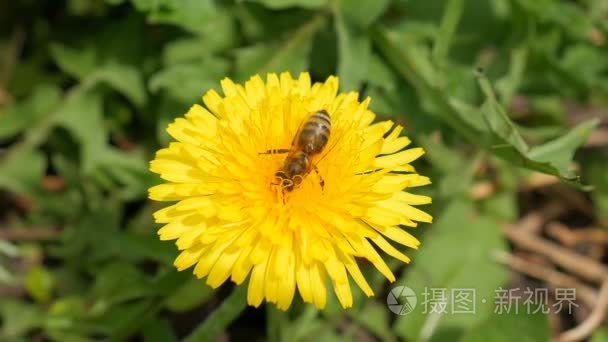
[1,0,607,341]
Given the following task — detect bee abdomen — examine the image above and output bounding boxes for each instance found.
[310,110,331,126]
[298,110,331,153]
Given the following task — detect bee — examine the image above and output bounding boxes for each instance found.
[259,109,331,192]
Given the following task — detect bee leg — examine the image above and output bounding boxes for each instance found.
[258,148,291,155]
[313,166,325,190]
[280,179,294,204]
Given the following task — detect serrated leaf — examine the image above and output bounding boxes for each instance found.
[528,119,599,174]
[0,84,61,140]
[97,148,157,200]
[49,43,97,80]
[97,63,147,107]
[477,73,599,182]
[54,90,106,172]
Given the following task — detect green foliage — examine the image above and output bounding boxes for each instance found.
[1,0,606,340]
[395,200,508,341]
[462,305,551,342]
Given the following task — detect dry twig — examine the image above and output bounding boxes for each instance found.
[0,228,60,240]
[557,279,608,342]
[502,225,608,284]
[493,251,597,307]
[547,222,608,246]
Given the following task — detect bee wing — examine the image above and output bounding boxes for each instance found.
[290,114,309,147]
[309,127,343,171]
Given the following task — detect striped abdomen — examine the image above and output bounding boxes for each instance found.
[295,109,331,155]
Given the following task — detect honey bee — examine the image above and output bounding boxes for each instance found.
[260,109,331,192]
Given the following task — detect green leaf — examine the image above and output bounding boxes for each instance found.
[141,318,178,342]
[131,0,236,48]
[586,157,608,218]
[477,72,600,182]
[0,84,61,140]
[161,38,212,65]
[24,266,54,303]
[183,285,248,342]
[150,58,229,104]
[348,302,394,341]
[432,0,464,62]
[528,119,600,174]
[461,306,550,342]
[591,327,608,342]
[96,148,157,200]
[477,73,530,154]
[480,192,518,221]
[233,15,323,81]
[166,279,214,312]
[0,149,45,195]
[371,25,480,142]
[336,0,389,28]
[371,25,597,185]
[96,63,147,107]
[495,46,528,106]
[54,90,106,172]
[243,0,327,10]
[267,305,288,342]
[334,4,371,91]
[49,43,97,80]
[0,299,45,340]
[104,271,190,341]
[394,200,508,341]
[516,0,595,41]
[91,262,155,310]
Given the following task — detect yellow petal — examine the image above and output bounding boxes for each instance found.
[174,245,204,271]
[343,255,374,297]
[374,148,425,169]
[310,262,327,309]
[247,260,268,307]
[371,235,411,264]
[276,248,296,310]
[231,245,254,285]
[296,260,313,303]
[207,248,240,288]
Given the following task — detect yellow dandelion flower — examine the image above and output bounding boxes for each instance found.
[149,72,432,310]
